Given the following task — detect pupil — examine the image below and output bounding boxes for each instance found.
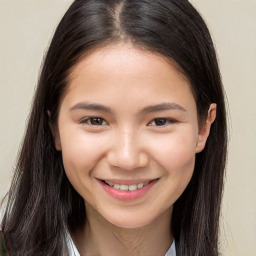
[155,118,166,126]
[91,118,103,125]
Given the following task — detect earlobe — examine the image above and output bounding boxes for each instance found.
[49,123,62,151]
[195,103,217,153]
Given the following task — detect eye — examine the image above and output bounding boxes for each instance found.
[80,117,108,126]
[148,118,176,127]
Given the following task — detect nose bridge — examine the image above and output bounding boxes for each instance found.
[108,127,148,170]
[120,130,137,161]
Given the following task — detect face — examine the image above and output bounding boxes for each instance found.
[53,43,214,228]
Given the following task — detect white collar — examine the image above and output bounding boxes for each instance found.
[67,233,80,255]
[67,234,176,256]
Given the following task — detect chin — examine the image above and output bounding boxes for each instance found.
[104,212,157,229]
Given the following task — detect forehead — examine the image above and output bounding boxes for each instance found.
[68,43,188,86]
[63,43,196,113]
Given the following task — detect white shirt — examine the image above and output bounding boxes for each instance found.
[67,234,176,256]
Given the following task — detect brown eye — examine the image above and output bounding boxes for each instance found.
[80,117,107,126]
[154,118,168,126]
[90,118,105,125]
[148,118,176,127]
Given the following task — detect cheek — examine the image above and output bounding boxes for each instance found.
[59,129,110,204]
[148,131,196,204]
[60,128,107,176]
[148,129,197,171]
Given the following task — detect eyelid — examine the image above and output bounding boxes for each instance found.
[78,117,177,128]
[79,117,108,126]
[147,118,177,127]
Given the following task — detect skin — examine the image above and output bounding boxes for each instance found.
[52,43,216,256]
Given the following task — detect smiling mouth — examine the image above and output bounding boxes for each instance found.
[101,179,158,192]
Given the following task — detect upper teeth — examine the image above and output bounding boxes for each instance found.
[104,181,150,191]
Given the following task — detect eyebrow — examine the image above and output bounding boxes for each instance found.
[70,102,113,113]
[70,102,186,114]
[139,102,187,114]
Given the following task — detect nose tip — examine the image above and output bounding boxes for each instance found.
[108,150,149,170]
[107,132,149,170]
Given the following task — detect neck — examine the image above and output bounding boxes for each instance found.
[72,205,173,256]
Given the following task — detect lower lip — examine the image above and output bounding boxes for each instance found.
[98,179,158,201]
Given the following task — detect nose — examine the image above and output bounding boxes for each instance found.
[107,130,149,170]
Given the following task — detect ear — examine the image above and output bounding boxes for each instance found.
[49,122,62,151]
[195,103,217,153]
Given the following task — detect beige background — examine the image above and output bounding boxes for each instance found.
[0,0,255,255]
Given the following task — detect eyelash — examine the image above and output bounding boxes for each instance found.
[80,117,108,126]
[147,118,176,127]
[79,117,176,128]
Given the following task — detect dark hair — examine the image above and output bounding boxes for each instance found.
[1,0,227,255]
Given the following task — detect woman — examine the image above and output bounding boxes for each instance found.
[1,0,227,255]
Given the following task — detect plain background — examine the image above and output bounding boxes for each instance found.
[0,0,255,255]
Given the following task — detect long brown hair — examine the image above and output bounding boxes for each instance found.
[1,0,227,255]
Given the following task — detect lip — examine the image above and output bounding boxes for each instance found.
[97,178,158,201]
[101,179,153,185]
